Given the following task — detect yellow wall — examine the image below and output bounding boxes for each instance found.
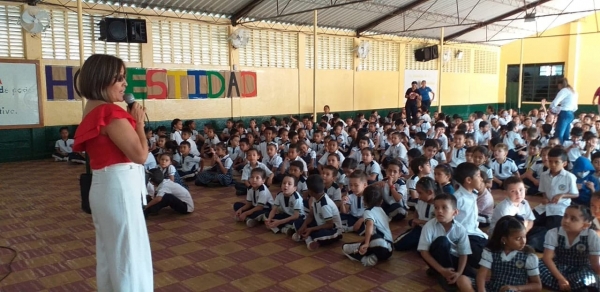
[3,0,502,126]
[499,12,600,105]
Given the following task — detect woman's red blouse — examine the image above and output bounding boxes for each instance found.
[73,104,135,169]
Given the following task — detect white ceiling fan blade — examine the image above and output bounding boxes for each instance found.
[21,11,36,24]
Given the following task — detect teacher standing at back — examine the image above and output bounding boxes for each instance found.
[73,54,153,291]
[418,80,435,113]
[550,78,578,143]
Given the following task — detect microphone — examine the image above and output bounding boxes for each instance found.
[124,93,150,124]
[124,93,136,110]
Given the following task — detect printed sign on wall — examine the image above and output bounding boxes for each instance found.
[0,60,43,129]
[45,66,258,101]
[404,70,439,100]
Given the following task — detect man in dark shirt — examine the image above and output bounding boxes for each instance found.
[405,81,420,125]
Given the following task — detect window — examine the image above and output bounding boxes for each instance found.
[152,20,229,66]
[474,49,498,74]
[518,63,564,102]
[305,35,353,70]
[42,9,140,62]
[0,4,24,58]
[239,30,297,68]
[359,40,398,71]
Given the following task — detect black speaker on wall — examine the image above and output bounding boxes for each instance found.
[414,45,439,62]
[98,18,147,43]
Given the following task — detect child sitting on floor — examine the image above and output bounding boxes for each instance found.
[342,184,393,267]
[195,143,233,187]
[53,127,86,163]
[265,174,305,235]
[144,168,194,218]
[234,168,273,227]
[293,174,343,251]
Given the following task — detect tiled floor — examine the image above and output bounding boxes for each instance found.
[0,160,542,291]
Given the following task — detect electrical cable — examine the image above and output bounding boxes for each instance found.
[0,246,18,284]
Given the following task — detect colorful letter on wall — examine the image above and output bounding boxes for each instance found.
[166,70,189,99]
[187,70,207,99]
[45,66,258,101]
[45,65,80,100]
[125,68,147,100]
[207,71,226,98]
[146,69,167,99]
[240,71,257,97]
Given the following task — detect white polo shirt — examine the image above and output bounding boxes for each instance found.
[488,198,536,235]
[448,146,467,168]
[346,192,366,218]
[156,180,194,212]
[312,194,343,229]
[384,143,408,163]
[318,151,345,165]
[364,206,393,243]
[273,191,305,217]
[418,218,472,257]
[454,186,488,239]
[535,169,578,216]
[357,161,382,181]
[474,130,491,146]
[490,158,518,180]
[246,184,273,207]
[241,162,273,181]
[325,182,342,202]
[55,139,74,153]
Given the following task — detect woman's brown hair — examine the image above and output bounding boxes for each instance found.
[78,54,126,101]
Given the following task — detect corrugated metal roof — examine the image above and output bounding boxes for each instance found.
[106,0,599,44]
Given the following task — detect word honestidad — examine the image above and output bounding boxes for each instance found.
[45,65,258,101]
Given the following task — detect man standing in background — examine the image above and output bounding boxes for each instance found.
[418,80,435,113]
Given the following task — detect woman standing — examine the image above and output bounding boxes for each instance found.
[550,78,578,143]
[73,54,153,291]
[405,81,420,125]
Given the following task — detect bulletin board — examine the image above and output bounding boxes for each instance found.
[0,59,44,129]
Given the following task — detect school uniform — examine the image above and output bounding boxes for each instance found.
[348,147,362,164]
[474,130,491,146]
[173,153,200,179]
[489,198,535,235]
[539,227,600,291]
[325,182,342,203]
[406,174,421,208]
[195,155,234,186]
[384,142,408,164]
[336,169,348,192]
[476,189,494,228]
[297,176,308,194]
[479,164,493,183]
[317,151,345,166]
[454,185,489,269]
[270,191,305,233]
[448,146,467,168]
[233,184,273,222]
[378,135,390,153]
[240,162,273,181]
[53,138,84,162]
[311,141,326,157]
[342,206,393,265]
[490,158,518,188]
[465,249,539,292]
[160,165,188,189]
[417,218,476,278]
[331,133,348,151]
[171,130,183,145]
[143,152,157,170]
[357,161,382,183]
[293,194,343,248]
[341,191,366,234]
[262,154,283,174]
[563,139,585,164]
[394,199,434,251]
[381,179,408,221]
[300,149,317,169]
[533,169,577,228]
[145,180,194,216]
[227,146,243,162]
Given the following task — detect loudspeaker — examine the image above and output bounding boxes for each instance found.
[98,18,147,43]
[414,48,426,62]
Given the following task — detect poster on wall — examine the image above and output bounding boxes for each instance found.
[0,60,43,129]
[404,70,439,101]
